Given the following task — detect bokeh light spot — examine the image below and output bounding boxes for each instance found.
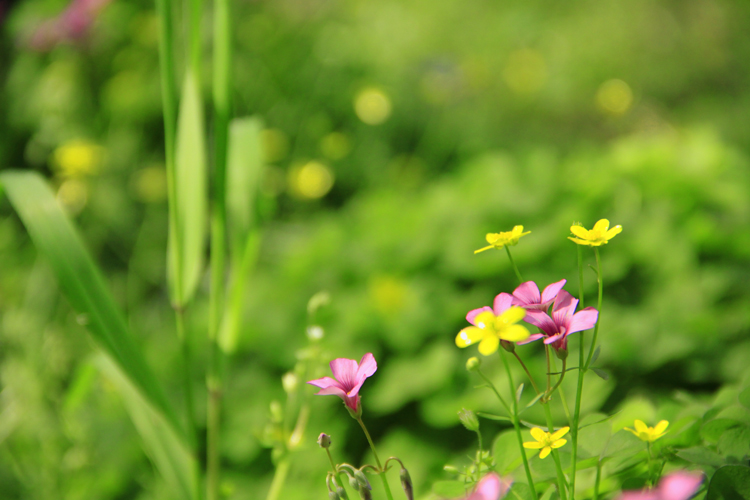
[596,79,633,116]
[260,129,290,163]
[57,179,88,215]
[503,49,547,95]
[369,276,408,317]
[354,87,392,125]
[320,132,352,160]
[288,161,335,199]
[130,165,167,203]
[52,140,105,177]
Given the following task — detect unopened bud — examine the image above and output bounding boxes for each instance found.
[306,325,324,341]
[337,486,349,500]
[556,348,568,361]
[443,465,460,475]
[501,340,515,353]
[282,372,298,393]
[354,470,372,491]
[458,408,480,432]
[400,467,414,500]
[349,476,361,492]
[269,401,283,423]
[359,488,373,500]
[329,491,340,500]
[317,433,331,449]
[466,357,481,371]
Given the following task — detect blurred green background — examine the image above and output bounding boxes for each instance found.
[1,0,750,498]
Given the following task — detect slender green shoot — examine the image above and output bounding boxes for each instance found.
[505,246,524,284]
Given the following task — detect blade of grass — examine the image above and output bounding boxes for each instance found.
[0,170,187,446]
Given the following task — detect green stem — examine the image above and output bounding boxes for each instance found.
[476,370,510,414]
[547,358,566,396]
[265,458,291,500]
[356,417,394,500]
[548,356,571,424]
[326,448,349,497]
[585,248,603,369]
[504,246,524,284]
[499,352,539,500]
[542,403,569,500]
[176,309,197,446]
[570,246,586,500]
[513,351,541,395]
[189,0,202,81]
[593,460,602,500]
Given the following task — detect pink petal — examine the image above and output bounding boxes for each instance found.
[544,333,564,345]
[467,473,502,500]
[616,491,660,500]
[512,282,541,306]
[524,310,558,335]
[540,279,567,304]
[346,353,378,397]
[551,291,577,327]
[314,385,348,399]
[330,358,359,390]
[307,376,343,390]
[467,306,493,326]
[659,472,703,500]
[566,307,599,334]
[517,333,545,345]
[493,293,514,315]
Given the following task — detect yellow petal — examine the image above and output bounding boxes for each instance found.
[475,311,496,329]
[513,225,525,233]
[478,335,499,356]
[624,427,638,437]
[523,441,544,449]
[539,447,552,459]
[605,225,622,240]
[653,420,669,435]
[499,324,530,342]
[567,236,593,246]
[499,306,526,325]
[530,427,547,442]
[633,420,648,434]
[551,426,570,441]
[486,233,501,244]
[456,327,484,348]
[593,219,610,233]
[474,245,495,254]
[570,225,590,239]
[551,438,567,449]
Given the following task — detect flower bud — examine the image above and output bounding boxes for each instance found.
[269,401,283,423]
[349,476,361,492]
[501,340,515,353]
[317,433,331,449]
[458,408,480,432]
[359,488,373,500]
[400,467,414,500]
[556,348,568,360]
[466,357,481,371]
[443,465,460,474]
[329,491,341,500]
[354,470,372,491]
[282,372,298,393]
[336,486,349,500]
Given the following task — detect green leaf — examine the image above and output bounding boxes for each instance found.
[677,447,727,467]
[432,480,467,498]
[590,345,601,365]
[706,465,750,500]
[739,387,750,411]
[591,367,609,381]
[169,70,207,306]
[579,413,612,457]
[0,170,186,445]
[507,482,534,500]
[493,430,522,474]
[521,392,545,413]
[717,426,750,460]
[96,355,199,500]
[701,419,741,444]
[516,383,524,403]
[477,412,511,422]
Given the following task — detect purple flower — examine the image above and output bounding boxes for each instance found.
[521,290,598,351]
[308,353,377,413]
[463,473,513,500]
[615,471,703,500]
[511,279,567,312]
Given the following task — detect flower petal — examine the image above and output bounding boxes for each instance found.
[523,441,544,449]
[551,439,567,449]
[659,471,703,500]
[543,333,564,345]
[472,473,502,500]
[551,426,570,440]
[512,281,541,307]
[498,306,526,325]
[523,310,557,334]
[634,420,648,434]
[478,335,500,356]
[467,306,493,326]
[517,333,545,345]
[593,219,610,233]
[552,291,577,327]
[605,225,622,240]
[568,236,593,246]
[539,447,552,459]
[493,293,514,315]
[499,324,530,342]
[475,311,497,329]
[567,307,599,334]
[356,353,378,379]
[456,327,484,348]
[530,427,547,442]
[570,225,590,239]
[314,385,348,399]
[653,420,669,436]
[307,376,343,390]
[540,279,567,305]
[330,358,359,390]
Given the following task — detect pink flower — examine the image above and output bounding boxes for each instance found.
[615,471,703,500]
[511,279,566,312]
[521,290,598,351]
[308,353,377,414]
[27,0,110,51]
[464,473,513,500]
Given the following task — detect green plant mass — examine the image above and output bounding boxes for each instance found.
[1,0,750,499]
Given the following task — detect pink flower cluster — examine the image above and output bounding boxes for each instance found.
[615,471,703,500]
[27,0,111,51]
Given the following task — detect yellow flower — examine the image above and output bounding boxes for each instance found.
[624,420,669,443]
[475,226,531,254]
[568,219,622,246]
[523,426,570,459]
[456,307,530,356]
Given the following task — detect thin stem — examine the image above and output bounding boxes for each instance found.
[476,370,510,414]
[593,460,602,500]
[356,417,394,500]
[499,352,539,500]
[504,246,524,284]
[176,309,197,446]
[542,403,569,500]
[265,458,291,500]
[570,244,587,500]
[326,448,349,498]
[585,248,603,369]
[476,429,483,455]
[188,0,202,81]
[547,358,566,396]
[545,345,552,394]
[513,351,541,395]
[548,356,572,424]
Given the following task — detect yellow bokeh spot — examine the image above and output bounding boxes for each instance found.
[320,132,352,160]
[52,140,105,177]
[57,179,88,215]
[130,165,167,204]
[369,276,408,316]
[596,79,633,116]
[503,49,547,95]
[354,87,392,125]
[288,161,334,199]
[260,129,290,163]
